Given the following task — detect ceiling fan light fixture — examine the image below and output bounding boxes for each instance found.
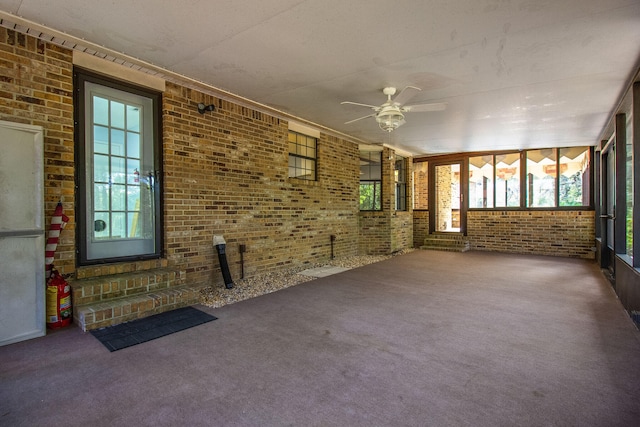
[376,110,405,132]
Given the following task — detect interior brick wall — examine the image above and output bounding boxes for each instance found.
[0,29,76,276]
[467,210,595,258]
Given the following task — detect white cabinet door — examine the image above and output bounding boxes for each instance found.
[0,120,45,346]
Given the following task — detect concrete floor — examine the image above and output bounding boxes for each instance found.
[1,250,639,426]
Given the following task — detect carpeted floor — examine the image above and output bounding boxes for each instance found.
[1,250,639,426]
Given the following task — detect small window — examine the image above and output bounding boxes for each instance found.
[469,156,494,208]
[559,147,590,207]
[288,131,317,180]
[495,153,521,207]
[395,156,407,211]
[527,149,557,207]
[360,151,382,210]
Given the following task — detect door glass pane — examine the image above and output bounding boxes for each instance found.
[626,113,633,259]
[469,156,494,208]
[496,153,520,207]
[110,101,125,129]
[607,147,615,250]
[93,125,109,154]
[94,211,109,239]
[435,164,460,232]
[94,154,109,182]
[111,185,126,211]
[93,183,109,211]
[111,129,125,156]
[93,97,109,126]
[413,161,428,209]
[127,132,140,158]
[126,105,140,131]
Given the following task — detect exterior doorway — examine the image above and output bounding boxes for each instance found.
[601,136,616,277]
[432,162,464,233]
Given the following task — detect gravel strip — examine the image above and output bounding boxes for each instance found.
[200,249,415,308]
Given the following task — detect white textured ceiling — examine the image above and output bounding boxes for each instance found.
[1,0,639,155]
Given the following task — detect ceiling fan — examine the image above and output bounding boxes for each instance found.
[341,86,446,132]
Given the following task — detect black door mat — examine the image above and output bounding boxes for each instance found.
[90,306,217,352]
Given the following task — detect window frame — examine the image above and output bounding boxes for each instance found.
[360,150,382,211]
[395,156,407,211]
[288,130,317,181]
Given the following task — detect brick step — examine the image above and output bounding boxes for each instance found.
[74,283,209,331]
[70,268,186,306]
[421,233,470,252]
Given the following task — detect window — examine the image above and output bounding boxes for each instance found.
[495,153,521,207]
[559,147,590,207]
[360,151,382,210]
[288,131,317,180]
[467,147,591,210]
[413,161,428,209]
[395,156,407,211]
[469,156,494,208]
[527,149,557,207]
[75,70,162,264]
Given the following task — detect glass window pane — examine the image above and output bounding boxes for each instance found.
[413,161,428,209]
[111,157,126,184]
[527,149,557,207]
[495,153,520,207]
[111,101,125,129]
[94,154,110,183]
[94,125,109,154]
[469,156,494,208]
[559,147,590,207]
[93,96,109,126]
[126,105,140,131]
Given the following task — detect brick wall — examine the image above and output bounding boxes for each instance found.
[467,210,595,258]
[358,148,415,254]
[0,29,76,275]
[1,31,360,285]
[413,210,430,247]
[163,83,360,284]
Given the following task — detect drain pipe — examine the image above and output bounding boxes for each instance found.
[213,235,234,289]
[239,244,246,279]
[330,234,336,260]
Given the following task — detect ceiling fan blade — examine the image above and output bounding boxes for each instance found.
[340,101,378,109]
[392,86,421,106]
[403,102,447,112]
[344,113,376,125]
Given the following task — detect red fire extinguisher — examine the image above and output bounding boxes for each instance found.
[46,267,72,329]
